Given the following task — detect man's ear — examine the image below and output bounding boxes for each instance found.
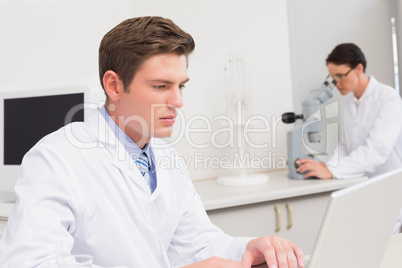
[103,70,124,102]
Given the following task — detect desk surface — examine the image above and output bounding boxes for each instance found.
[0,191,16,203]
[193,170,368,210]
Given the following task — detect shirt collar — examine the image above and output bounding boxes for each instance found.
[100,106,154,170]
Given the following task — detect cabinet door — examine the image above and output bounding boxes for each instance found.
[207,201,278,238]
[276,193,330,254]
[206,192,330,254]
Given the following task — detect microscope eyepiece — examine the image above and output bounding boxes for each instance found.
[281,112,303,124]
[324,78,337,86]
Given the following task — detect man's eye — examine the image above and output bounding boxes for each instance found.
[179,85,186,89]
[153,85,166,89]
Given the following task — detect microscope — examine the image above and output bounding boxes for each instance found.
[282,77,337,179]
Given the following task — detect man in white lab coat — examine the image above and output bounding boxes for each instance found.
[297,43,402,231]
[0,17,305,267]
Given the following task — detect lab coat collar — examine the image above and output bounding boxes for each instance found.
[86,106,118,147]
[86,108,155,196]
[358,75,377,100]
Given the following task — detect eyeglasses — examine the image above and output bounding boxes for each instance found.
[330,67,353,82]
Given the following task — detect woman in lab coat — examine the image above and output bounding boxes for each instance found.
[297,43,402,233]
[0,16,305,268]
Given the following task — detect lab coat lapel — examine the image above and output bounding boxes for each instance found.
[87,109,151,194]
[111,142,152,194]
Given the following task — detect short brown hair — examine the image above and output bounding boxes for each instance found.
[98,16,195,92]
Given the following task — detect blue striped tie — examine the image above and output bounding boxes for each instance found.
[135,152,150,188]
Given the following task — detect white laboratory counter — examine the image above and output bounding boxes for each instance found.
[193,169,368,211]
[0,192,16,237]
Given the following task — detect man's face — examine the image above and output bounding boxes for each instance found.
[327,63,357,96]
[113,53,189,146]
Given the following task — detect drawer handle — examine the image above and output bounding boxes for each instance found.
[274,206,281,232]
[286,203,293,229]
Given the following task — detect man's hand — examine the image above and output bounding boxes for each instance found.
[242,236,305,268]
[182,256,245,268]
[296,159,333,179]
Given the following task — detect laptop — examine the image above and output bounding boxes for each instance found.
[253,168,402,268]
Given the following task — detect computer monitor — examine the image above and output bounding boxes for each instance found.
[0,85,102,194]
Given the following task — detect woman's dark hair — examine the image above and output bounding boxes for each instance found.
[326,43,367,72]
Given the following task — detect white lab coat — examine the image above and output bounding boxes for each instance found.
[327,76,402,179]
[0,108,249,268]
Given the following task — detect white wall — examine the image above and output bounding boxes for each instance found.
[0,0,132,93]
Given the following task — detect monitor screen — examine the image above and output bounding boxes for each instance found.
[4,93,84,165]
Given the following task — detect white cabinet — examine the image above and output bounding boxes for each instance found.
[206,192,329,254]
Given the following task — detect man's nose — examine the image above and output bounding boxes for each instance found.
[167,87,183,110]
